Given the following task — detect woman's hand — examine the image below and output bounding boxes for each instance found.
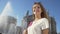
[23,29,27,34]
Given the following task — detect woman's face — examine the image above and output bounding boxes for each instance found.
[32,4,42,16]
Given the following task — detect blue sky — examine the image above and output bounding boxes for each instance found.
[0,0,60,33]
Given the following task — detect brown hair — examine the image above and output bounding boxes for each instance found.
[33,2,49,20]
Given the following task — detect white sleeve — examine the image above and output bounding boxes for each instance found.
[42,18,49,30]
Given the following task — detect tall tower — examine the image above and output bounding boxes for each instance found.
[21,10,29,32]
[50,17,57,34]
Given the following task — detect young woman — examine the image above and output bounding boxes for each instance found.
[23,2,49,34]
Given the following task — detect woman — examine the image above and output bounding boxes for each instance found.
[23,2,49,34]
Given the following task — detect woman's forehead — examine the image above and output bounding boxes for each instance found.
[33,4,40,8]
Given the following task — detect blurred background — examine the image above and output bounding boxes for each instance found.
[0,0,60,34]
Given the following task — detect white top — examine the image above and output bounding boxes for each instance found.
[28,18,49,34]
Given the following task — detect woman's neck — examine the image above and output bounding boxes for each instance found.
[35,15,41,21]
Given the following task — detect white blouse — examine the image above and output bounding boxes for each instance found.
[28,18,49,34]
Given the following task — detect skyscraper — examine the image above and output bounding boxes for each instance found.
[49,17,57,34]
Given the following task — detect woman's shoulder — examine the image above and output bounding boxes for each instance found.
[42,18,48,21]
[34,18,48,22]
[40,18,49,22]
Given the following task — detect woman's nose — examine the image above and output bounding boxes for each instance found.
[35,8,39,11]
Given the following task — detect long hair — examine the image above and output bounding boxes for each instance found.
[32,2,49,20]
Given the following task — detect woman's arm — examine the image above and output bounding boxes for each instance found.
[23,29,27,34]
[42,18,49,34]
[42,28,49,34]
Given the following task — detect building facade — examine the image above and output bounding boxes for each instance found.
[49,17,57,34]
[0,16,17,34]
[16,26,23,34]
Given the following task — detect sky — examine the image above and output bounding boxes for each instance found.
[0,0,60,33]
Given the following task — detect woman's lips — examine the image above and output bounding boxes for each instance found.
[35,10,39,12]
[35,11,39,12]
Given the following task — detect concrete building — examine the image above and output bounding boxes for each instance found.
[49,17,57,34]
[16,26,23,34]
[0,16,17,34]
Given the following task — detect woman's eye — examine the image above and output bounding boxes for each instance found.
[37,7,40,8]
